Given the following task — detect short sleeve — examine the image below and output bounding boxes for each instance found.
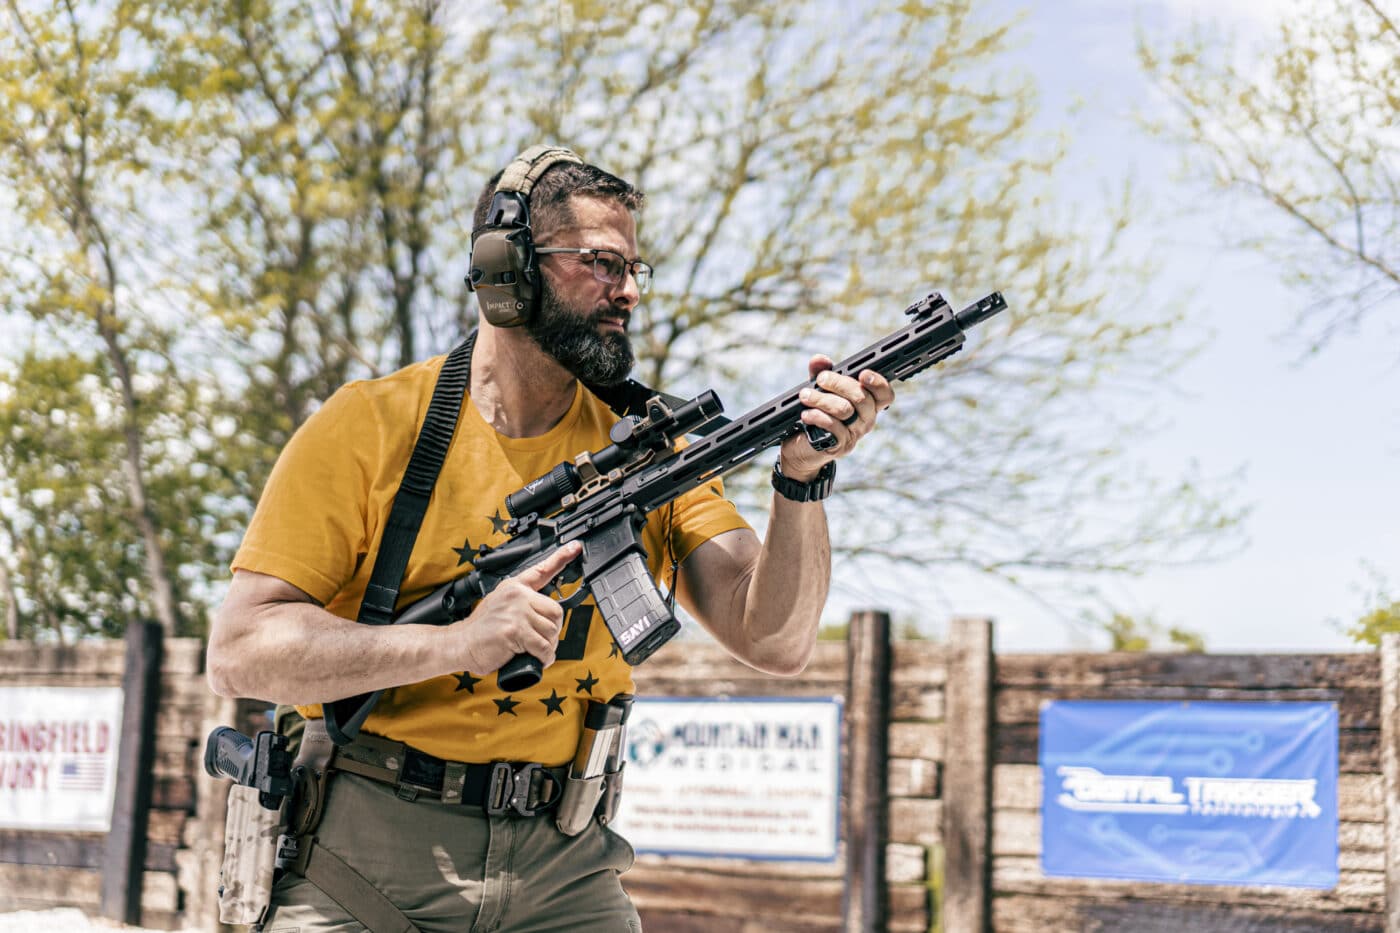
[231,385,379,605]
[666,475,752,564]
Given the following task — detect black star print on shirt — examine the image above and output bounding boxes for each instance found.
[608,641,622,659]
[540,689,566,716]
[493,696,520,717]
[453,672,481,694]
[451,537,476,567]
[487,509,510,534]
[575,671,599,696]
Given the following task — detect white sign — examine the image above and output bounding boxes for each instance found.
[610,697,841,861]
[0,686,124,831]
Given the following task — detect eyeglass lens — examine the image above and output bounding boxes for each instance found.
[593,251,651,292]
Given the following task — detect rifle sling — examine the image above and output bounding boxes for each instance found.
[323,330,727,743]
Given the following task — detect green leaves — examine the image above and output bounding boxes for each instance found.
[0,0,1243,641]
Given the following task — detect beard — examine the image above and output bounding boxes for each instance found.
[524,282,635,386]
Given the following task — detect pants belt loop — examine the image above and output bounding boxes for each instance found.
[442,761,467,805]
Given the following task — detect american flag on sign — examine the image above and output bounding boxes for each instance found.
[58,756,108,792]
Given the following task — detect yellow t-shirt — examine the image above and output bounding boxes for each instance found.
[232,353,751,765]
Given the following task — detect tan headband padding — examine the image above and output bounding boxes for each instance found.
[495,145,583,198]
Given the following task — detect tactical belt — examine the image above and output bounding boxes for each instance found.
[329,730,569,816]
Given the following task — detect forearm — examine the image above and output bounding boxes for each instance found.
[207,600,451,705]
[739,491,831,674]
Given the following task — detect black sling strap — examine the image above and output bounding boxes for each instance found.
[323,331,729,743]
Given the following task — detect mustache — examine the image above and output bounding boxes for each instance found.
[590,306,630,328]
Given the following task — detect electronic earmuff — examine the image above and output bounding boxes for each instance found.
[466,145,583,328]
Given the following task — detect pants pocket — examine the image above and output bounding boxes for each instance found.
[599,824,636,873]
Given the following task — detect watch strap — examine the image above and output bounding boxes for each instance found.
[771,459,836,502]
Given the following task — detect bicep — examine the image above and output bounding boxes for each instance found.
[673,528,760,651]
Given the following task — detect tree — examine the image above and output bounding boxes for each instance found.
[1100,612,1206,653]
[1342,567,1400,648]
[1139,0,1400,354]
[0,0,190,635]
[1,0,1243,638]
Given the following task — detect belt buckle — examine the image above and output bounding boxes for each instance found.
[485,762,544,817]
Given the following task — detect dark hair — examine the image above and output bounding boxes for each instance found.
[471,157,645,241]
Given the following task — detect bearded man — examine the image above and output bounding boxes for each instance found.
[206,147,893,932]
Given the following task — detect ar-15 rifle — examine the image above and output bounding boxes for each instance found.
[323,290,1007,743]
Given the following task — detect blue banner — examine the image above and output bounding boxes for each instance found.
[1040,701,1338,888]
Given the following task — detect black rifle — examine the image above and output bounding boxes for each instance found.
[324,291,1006,742]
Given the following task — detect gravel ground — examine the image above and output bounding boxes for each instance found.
[0,910,200,933]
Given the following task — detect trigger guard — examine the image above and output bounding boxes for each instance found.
[558,586,591,611]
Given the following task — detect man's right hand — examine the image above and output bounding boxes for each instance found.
[452,541,583,676]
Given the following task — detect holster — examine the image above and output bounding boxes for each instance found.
[216,717,336,928]
[217,785,284,927]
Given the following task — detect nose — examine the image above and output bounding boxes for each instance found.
[611,266,640,310]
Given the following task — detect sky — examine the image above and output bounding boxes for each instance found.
[2,0,1393,657]
[869,0,1399,654]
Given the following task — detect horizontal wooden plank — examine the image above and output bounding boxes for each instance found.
[994,653,1378,690]
[636,911,748,933]
[0,831,176,872]
[995,685,1380,729]
[890,642,948,687]
[624,865,843,919]
[634,852,843,879]
[889,798,942,848]
[887,843,927,883]
[140,871,181,914]
[889,722,944,761]
[156,704,205,739]
[0,863,179,912]
[888,758,940,798]
[632,909,882,933]
[147,809,188,846]
[990,893,1384,932]
[152,776,196,811]
[992,855,1383,913]
[625,864,928,932]
[993,722,1379,773]
[0,638,203,676]
[0,672,123,687]
[0,863,98,910]
[992,765,1384,823]
[891,683,944,722]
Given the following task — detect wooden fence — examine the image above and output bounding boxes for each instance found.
[2,620,1397,932]
[0,627,229,929]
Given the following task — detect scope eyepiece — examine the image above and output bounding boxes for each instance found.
[505,461,581,519]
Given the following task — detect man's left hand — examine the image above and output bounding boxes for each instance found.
[778,355,895,482]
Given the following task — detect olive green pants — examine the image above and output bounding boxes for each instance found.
[262,772,641,933]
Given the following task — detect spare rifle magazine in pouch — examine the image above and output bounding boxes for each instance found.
[219,784,283,926]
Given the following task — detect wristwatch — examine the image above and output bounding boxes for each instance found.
[770,458,836,502]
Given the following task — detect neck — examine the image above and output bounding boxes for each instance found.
[470,325,578,438]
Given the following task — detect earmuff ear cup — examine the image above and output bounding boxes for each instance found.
[466,147,583,328]
[469,226,538,328]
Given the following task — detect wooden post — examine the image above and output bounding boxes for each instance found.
[101,621,163,925]
[844,610,891,933]
[1382,634,1400,932]
[942,617,992,933]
